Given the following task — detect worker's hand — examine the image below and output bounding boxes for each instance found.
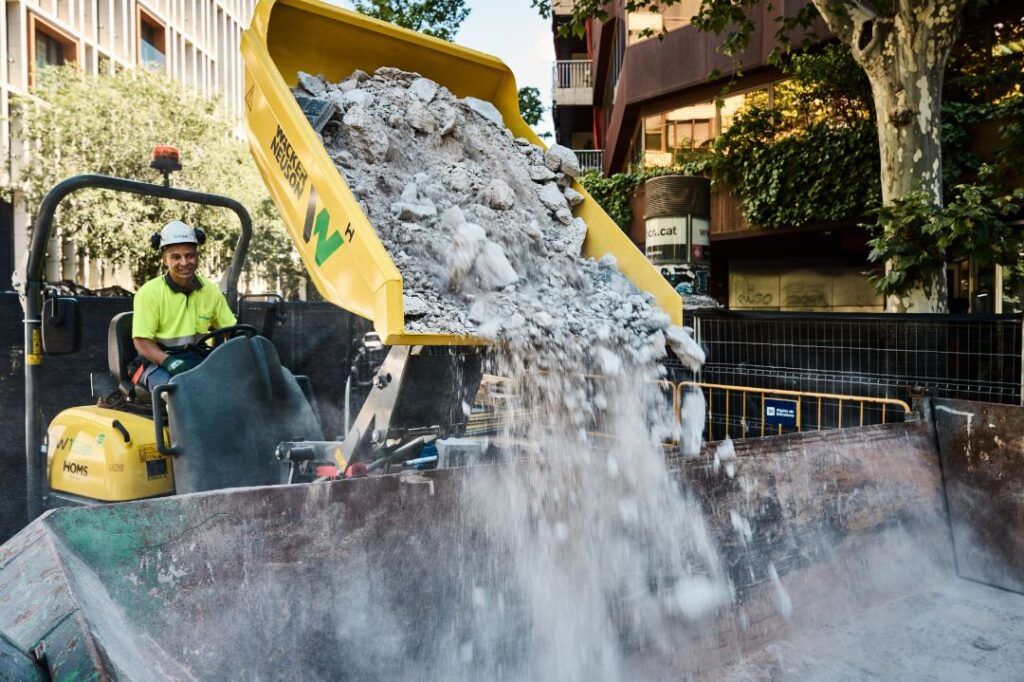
[161,357,189,376]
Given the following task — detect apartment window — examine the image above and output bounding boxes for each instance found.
[667,119,711,148]
[36,32,64,69]
[30,15,78,86]
[946,14,1024,102]
[138,9,167,68]
[644,102,717,153]
[627,0,702,44]
[719,87,770,133]
[644,115,664,150]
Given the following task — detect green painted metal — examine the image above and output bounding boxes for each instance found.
[1,405,1023,679]
[0,632,46,681]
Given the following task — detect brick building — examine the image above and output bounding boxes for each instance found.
[550,0,1023,313]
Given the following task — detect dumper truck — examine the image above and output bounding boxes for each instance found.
[2,0,1024,679]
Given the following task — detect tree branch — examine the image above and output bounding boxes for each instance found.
[812,1,861,46]
[813,0,889,64]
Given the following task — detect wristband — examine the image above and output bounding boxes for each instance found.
[162,357,188,376]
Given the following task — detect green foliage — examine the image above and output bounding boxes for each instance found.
[715,117,880,228]
[11,65,300,290]
[709,44,880,229]
[354,0,469,41]
[942,96,1024,189]
[533,0,818,69]
[518,86,544,126]
[539,2,1024,305]
[779,45,873,124]
[945,8,1024,105]
[874,22,1024,297]
[866,167,1024,296]
[578,165,705,230]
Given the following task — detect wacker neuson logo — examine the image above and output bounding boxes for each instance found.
[302,188,354,266]
[270,125,308,199]
[268,125,353,266]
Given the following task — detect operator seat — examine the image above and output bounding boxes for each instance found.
[107,311,149,402]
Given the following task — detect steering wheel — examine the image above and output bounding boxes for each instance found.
[187,324,259,354]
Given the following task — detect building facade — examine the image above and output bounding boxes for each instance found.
[551,0,1023,314]
[1,0,255,289]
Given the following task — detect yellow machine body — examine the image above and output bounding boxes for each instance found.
[47,406,174,502]
[240,0,682,346]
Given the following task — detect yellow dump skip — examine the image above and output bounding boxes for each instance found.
[241,0,682,345]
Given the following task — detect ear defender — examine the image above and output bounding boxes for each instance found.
[194,228,207,245]
[150,232,163,250]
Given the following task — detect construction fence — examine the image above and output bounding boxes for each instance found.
[679,310,1023,410]
[467,377,911,446]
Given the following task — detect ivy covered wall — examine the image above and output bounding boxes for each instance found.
[579,24,1024,309]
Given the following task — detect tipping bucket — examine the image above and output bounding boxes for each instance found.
[240,0,682,345]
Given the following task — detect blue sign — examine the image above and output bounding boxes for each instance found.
[764,398,798,427]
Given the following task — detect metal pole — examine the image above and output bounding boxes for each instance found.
[344,375,352,435]
[23,279,42,521]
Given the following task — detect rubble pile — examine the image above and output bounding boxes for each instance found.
[292,67,702,368]
[293,67,725,680]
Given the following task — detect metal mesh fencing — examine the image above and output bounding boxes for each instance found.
[673,310,1023,408]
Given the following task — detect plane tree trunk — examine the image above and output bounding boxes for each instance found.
[813,0,967,312]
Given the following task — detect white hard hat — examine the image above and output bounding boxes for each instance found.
[151,220,206,249]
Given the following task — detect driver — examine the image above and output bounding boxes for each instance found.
[131,220,237,390]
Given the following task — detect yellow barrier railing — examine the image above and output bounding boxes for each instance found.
[678,381,912,441]
[462,376,911,442]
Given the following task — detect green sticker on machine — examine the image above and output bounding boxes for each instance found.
[301,187,354,267]
[312,208,344,266]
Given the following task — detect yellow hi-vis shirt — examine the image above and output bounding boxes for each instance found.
[132,273,237,348]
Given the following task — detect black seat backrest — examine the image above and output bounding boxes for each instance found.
[108,312,136,383]
[165,335,323,494]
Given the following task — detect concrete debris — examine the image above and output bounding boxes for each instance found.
[529,166,558,183]
[463,96,505,126]
[409,77,439,103]
[391,200,437,222]
[554,207,574,225]
[564,187,584,207]
[403,294,430,317]
[482,179,515,210]
[336,78,358,93]
[682,293,723,310]
[302,65,688,339]
[544,143,581,178]
[295,66,725,680]
[443,206,517,292]
[296,70,327,97]
[340,88,375,109]
[341,105,390,162]
[537,182,569,213]
[405,97,436,133]
[666,325,705,372]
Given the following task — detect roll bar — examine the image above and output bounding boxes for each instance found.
[22,173,253,521]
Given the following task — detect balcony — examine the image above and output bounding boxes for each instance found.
[574,149,603,173]
[551,0,575,16]
[552,60,593,106]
